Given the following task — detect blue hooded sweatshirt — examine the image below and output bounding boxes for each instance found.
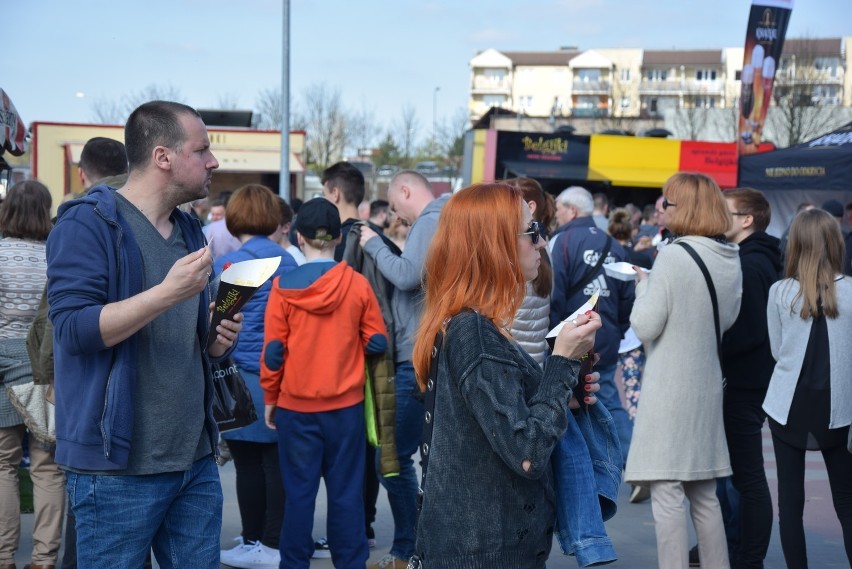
[46,185,221,471]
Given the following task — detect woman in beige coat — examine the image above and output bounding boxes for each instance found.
[625,173,743,569]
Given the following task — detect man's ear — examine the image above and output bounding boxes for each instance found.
[152,145,171,171]
[742,214,755,231]
[78,167,89,189]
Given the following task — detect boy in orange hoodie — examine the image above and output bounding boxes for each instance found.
[261,197,388,569]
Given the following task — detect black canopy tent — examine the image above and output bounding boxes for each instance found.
[496,130,611,194]
[738,121,852,236]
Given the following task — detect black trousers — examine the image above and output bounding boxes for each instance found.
[723,389,773,568]
[771,427,852,569]
[364,443,380,534]
[228,439,285,549]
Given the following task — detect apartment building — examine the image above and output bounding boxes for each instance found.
[468,36,851,126]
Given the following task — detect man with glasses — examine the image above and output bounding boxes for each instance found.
[550,186,635,476]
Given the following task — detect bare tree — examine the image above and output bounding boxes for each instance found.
[671,100,710,140]
[255,88,284,130]
[765,37,846,147]
[346,104,381,159]
[300,83,347,171]
[438,107,470,179]
[394,104,419,165]
[216,92,242,110]
[90,97,126,125]
[89,84,185,125]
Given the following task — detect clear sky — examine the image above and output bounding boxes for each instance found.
[5,0,851,147]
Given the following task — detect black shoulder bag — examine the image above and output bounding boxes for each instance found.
[676,242,722,365]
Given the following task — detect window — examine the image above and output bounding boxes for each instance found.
[620,96,630,109]
[620,68,631,82]
[646,69,667,81]
[577,69,601,82]
[483,69,506,83]
[696,69,717,81]
[694,96,716,108]
[519,95,534,109]
[482,95,507,107]
[813,57,838,77]
[576,96,598,109]
[649,98,658,113]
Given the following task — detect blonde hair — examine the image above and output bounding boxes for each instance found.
[663,172,732,236]
[784,208,845,319]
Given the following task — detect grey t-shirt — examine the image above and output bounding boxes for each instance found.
[114,194,210,474]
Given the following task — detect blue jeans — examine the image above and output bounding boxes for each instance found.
[595,364,632,467]
[377,361,422,560]
[276,404,368,569]
[66,455,222,569]
[553,403,620,566]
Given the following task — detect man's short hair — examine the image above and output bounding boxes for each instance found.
[79,137,128,181]
[125,100,201,170]
[370,199,389,218]
[592,192,609,211]
[725,188,772,232]
[390,170,431,192]
[557,186,594,217]
[321,162,365,206]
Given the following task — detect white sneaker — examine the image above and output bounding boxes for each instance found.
[220,537,256,566]
[312,536,332,559]
[229,541,281,569]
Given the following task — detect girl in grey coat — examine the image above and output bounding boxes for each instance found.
[763,208,852,567]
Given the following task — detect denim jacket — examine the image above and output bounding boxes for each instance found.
[552,400,622,566]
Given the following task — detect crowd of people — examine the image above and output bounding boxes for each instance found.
[0,99,850,569]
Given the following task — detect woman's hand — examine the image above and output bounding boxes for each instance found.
[552,310,602,360]
[569,369,601,409]
[633,265,649,283]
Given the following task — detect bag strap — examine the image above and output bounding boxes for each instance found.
[417,327,444,511]
[564,235,613,300]
[676,242,722,364]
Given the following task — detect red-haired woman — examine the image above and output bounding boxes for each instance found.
[409,182,601,568]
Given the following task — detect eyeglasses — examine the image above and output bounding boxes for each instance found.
[730,212,750,216]
[662,197,676,210]
[520,220,544,245]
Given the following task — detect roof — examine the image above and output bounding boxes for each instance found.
[503,50,579,66]
[782,38,842,58]
[643,50,722,66]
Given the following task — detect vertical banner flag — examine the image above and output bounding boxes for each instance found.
[737,0,794,156]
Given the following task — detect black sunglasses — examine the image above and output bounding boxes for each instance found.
[662,197,676,210]
[520,220,545,244]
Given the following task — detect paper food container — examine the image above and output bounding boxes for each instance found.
[207,256,281,348]
[603,262,650,282]
[546,291,599,347]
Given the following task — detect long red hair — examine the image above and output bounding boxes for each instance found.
[412,183,526,389]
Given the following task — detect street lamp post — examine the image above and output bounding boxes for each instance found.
[433,86,440,148]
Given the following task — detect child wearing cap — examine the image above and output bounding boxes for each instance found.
[260,197,388,568]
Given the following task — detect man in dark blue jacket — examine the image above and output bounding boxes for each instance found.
[550,186,635,469]
[46,101,242,569]
[721,188,782,569]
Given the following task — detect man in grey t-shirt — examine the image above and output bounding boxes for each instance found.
[47,101,243,569]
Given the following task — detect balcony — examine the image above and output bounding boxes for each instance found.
[639,79,724,95]
[572,80,611,94]
[571,107,611,118]
[471,76,511,94]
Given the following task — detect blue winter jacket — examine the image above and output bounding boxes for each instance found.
[47,185,222,471]
[213,236,298,443]
[550,216,635,367]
